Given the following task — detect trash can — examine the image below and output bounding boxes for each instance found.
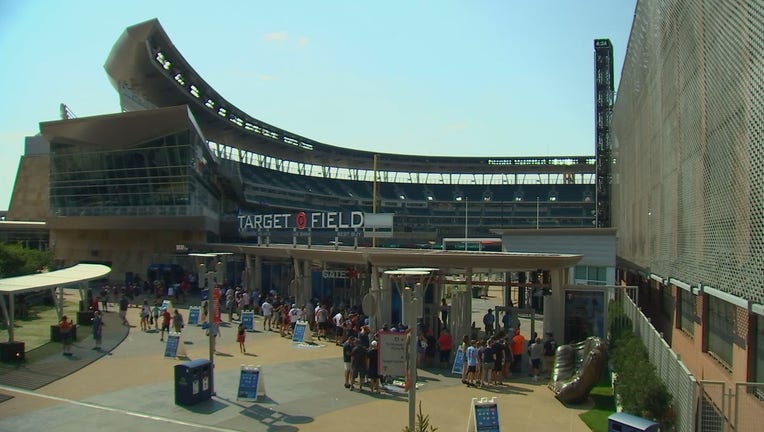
[471,286,481,298]
[0,341,25,362]
[174,359,213,405]
[607,412,660,432]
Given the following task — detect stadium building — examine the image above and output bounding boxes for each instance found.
[4,2,764,428]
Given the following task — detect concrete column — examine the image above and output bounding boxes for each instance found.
[380,271,392,326]
[254,255,263,293]
[545,267,567,344]
[302,260,312,306]
[292,259,302,306]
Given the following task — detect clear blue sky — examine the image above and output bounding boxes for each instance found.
[0,0,636,210]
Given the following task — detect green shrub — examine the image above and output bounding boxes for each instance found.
[609,312,673,427]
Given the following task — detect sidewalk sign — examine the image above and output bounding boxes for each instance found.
[188,306,201,325]
[241,311,255,331]
[164,332,186,358]
[467,397,500,432]
[452,348,465,375]
[378,331,406,377]
[237,365,266,401]
[291,320,313,343]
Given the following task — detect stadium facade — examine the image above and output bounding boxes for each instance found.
[611,0,764,428]
[8,18,598,278]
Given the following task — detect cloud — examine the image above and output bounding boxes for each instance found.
[296,36,310,47]
[259,75,277,81]
[446,123,467,131]
[263,31,288,42]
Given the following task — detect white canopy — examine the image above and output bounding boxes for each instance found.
[0,263,111,294]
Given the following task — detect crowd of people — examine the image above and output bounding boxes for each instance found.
[76,277,556,394]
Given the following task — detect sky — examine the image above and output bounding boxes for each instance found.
[0,0,637,210]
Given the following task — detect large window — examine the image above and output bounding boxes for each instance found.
[705,296,735,368]
[678,289,695,336]
[574,266,607,285]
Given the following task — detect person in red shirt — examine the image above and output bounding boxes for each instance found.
[160,308,172,341]
[437,327,453,369]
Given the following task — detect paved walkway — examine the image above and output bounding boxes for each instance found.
[0,295,595,432]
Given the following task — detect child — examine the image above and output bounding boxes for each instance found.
[237,323,246,353]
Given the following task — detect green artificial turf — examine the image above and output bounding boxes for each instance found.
[579,383,617,432]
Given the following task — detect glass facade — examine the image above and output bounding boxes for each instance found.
[49,131,219,217]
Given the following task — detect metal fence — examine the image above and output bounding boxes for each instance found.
[618,287,697,432]
[697,381,764,431]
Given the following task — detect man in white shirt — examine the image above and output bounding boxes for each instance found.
[288,304,301,334]
[333,311,344,345]
[261,299,273,331]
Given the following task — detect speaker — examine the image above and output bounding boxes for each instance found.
[0,341,25,362]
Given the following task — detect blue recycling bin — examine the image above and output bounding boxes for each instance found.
[607,412,661,432]
[174,359,213,405]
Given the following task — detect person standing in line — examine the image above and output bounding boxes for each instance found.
[333,310,344,346]
[349,338,368,392]
[530,337,544,381]
[237,323,247,353]
[367,340,381,393]
[315,304,329,341]
[92,310,105,350]
[482,309,495,337]
[261,298,273,331]
[172,309,184,333]
[511,329,526,376]
[160,308,172,341]
[59,315,74,356]
[342,336,355,389]
[465,340,479,386]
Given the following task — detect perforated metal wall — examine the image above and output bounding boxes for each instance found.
[612,0,764,304]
